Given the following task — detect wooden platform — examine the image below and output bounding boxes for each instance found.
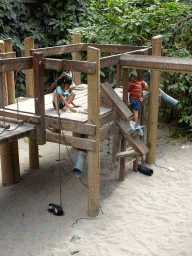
[5,84,111,124]
[0,84,151,148]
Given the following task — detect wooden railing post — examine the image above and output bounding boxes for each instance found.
[24,37,39,169]
[87,46,100,217]
[146,35,162,164]
[33,52,46,145]
[72,33,81,85]
[119,68,129,181]
[0,39,20,186]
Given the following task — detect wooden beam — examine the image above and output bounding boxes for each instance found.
[33,52,46,145]
[46,130,96,151]
[0,116,24,125]
[31,44,85,57]
[101,82,133,120]
[0,109,41,124]
[116,149,141,159]
[100,48,150,69]
[0,57,33,72]
[72,33,82,85]
[146,35,162,164]
[116,117,149,156]
[43,58,96,73]
[87,46,100,217]
[100,124,113,141]
[0,124,35,147]
[24,37,35,98]
[100,111,113,126]
[46,117,96,135]
[121,54,192,74]
[83,43,150,53]
[0,52,16,59]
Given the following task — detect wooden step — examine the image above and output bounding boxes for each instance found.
[116,117,149,156]
[116,149,141,159]
[100,82,133,120]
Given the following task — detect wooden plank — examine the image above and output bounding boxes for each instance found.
[100,91,113,109]
[100,48,150,69]
[87,46,100,217]
[46,130,96,151]
[0,116,24,125]
[121,54,192,74]
[46,117,96,135]
[83,43,150,53]
[0,109,41,124]
[101,81,133,120]
[0,52,16,59]
[100,54,120,68]
[100,124,113,141]
[116,149,141,158]
[0,57,33,72]
[31,44,84,57]
[43,58,96,73]
[117,117,149,156]
[0,123,35,146]
[100,111,113,126]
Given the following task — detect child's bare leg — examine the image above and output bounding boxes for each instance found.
[132,109,138,122]
[66,92,75,104]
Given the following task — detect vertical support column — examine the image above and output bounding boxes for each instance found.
[119,68,129,181]
[116,63,121,88]
[24,37,39,169]
[87,46,100,217]
[24,37,34,97]
[72,33,81,85]
[0,41,8,106]
[33,52,46,145]
[146,35,162,164]
[0,40,19,186]
[4,38,20,183]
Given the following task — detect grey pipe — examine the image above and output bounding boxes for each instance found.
[73,134,87,178]
[143,70,179,109]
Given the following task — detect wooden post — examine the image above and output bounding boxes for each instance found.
[116,63,121,88]
[0,41,8,106]
[0,40,20,186]
[119,68,129,181]
[87,46,100,217]
[146,35,162,164]
[24,37,35,97]
[33,52,46,145]
[24,37,39,169]
[4,39,15,104]
[4,38,20,183]
[72,33,81,85]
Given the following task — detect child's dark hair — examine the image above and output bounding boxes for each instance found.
[58,75,72,86]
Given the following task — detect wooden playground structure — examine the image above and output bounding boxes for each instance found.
[1,34,192,217]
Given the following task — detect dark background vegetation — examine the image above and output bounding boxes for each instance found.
[0,0,192,139]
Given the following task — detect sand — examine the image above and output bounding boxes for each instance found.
[0,122,192,256]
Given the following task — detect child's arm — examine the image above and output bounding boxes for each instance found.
[59,94,76,112]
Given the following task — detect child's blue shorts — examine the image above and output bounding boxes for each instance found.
[129,98,141,111]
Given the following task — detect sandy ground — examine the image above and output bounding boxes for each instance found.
[0,122,192,256]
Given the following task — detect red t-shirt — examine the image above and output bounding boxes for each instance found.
[128,80,145,101]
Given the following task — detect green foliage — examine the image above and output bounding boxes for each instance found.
[1,0,192,137]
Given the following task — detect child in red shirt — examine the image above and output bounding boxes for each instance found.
[128,79,148,122]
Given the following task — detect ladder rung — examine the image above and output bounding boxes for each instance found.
[115,149,141,159]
